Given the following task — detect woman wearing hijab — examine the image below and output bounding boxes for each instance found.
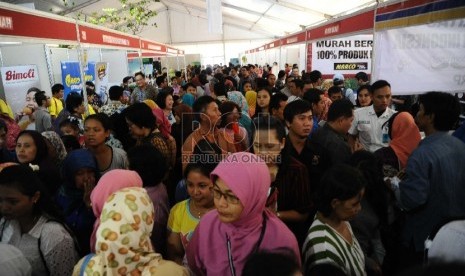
[88,169,143,252]
[41,130,67,167]
[186,152,300,276]
[374,112,421,175]
[55,149,99,255]
[73,187,188,275]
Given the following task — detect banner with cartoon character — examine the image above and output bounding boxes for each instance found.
[0,64,41,116]
[61,61,96,99]
[94,62,109,105]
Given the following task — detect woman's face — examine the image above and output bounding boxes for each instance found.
[226,107,241,125]
[358,88,372,107]
[243,83,252,92]
[125,119,146,139]
[60,125,80,139]
[16,134,37,164]
[74,102,86,115]
[165,95,174,111]
[74,168,96,190]
[186,170,214,207]
[84,119,110,147]
[253,129,284,166]
[213,178,244,223]
[25,91,38,109]
[0,185,39,220]
[332,188,364,221]
[257,90,270,109]
[186,86,197,96]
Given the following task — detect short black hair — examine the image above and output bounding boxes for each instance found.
[309,70,322,83]
[122,76,133,84]
[277,70,286,79]
[283,100,312,124]
[291,79,304,90]
[84,113,112,131]
[193,96,216,122]
[65,92,83,113]
[128,144,167,187]
[253,116,286,141]
[419,92,461,131]
[184,161,217,180]
[303,88,323,106]
[85,81,95,88]
[135,71,145,79]
[51,84,64,94]
[269,92,288,114]
[370,80,391,94]
[156,75,166,86]
[123,102,156,130]
[109,85,124,100]
[328,86,342,98]
[34,91,47,107]
[175,71,182,78]
[327,99,354,122]
[355,72,369,82]
[156,91,172,109]
[242,250,300,276]
[183,82,196,91]
[316,164,366,217]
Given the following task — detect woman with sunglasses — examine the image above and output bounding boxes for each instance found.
[186,152,300,276]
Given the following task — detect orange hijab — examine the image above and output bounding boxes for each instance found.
[390,112,421,168]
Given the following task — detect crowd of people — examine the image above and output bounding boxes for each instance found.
[0,62,465,276]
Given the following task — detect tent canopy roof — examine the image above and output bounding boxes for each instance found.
[5,0,386,44]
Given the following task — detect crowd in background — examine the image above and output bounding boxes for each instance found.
[0,61,465,276]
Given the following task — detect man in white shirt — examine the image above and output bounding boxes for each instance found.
[348,80,396,152]
[287,79,304,103]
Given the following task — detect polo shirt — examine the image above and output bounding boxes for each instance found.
[348,105,396,152]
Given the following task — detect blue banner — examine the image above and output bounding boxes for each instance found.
[61,61,96,99]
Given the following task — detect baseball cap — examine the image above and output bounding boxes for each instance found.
[333,74,345,86]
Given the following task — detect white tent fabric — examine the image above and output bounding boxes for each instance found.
[5,0,380,43]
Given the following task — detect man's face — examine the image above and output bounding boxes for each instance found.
[313,95,326,116]
[240,68,249,78]
[272,100,287,122]
[135,75,146,88]
[330,92,343,102]
[203,102,221,127]
[292,68,299,77]
[372,85,392,113]
[286,110,313,138]
[415,103,430,131]
[268,75,276,87]
[56,89,64,100]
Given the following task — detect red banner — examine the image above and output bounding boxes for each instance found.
[78,24,140,49]
[0,8,76,41]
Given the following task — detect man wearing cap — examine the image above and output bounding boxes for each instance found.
[333,73,356,105]
[348,80,396,152]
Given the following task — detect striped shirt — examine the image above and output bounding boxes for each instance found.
[303,217,366,276]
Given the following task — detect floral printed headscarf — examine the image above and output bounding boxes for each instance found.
[81,187,187,275]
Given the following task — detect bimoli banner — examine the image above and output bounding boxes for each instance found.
[373,19,465,95]
[94,62,109,105]
[61,61,96,99]
[311,34,373,75]
[0,64,41,115]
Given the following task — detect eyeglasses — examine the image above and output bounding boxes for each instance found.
[212,187,240,204]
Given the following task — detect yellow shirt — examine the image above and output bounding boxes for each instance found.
[48,97,63,117]
[82,104,96,119]
[0,99,14,119]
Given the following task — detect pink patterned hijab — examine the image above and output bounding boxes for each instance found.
[152,108,171,139]
[89,169,143,252]
[186,152,300,275]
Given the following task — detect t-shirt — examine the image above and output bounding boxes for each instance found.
[303,217,366,276]
[34,108,52,133]
[48,97,63,117]
[100,146,128,175]
[167,199,200,251]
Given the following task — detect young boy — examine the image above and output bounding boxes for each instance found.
[34,91,52,133]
